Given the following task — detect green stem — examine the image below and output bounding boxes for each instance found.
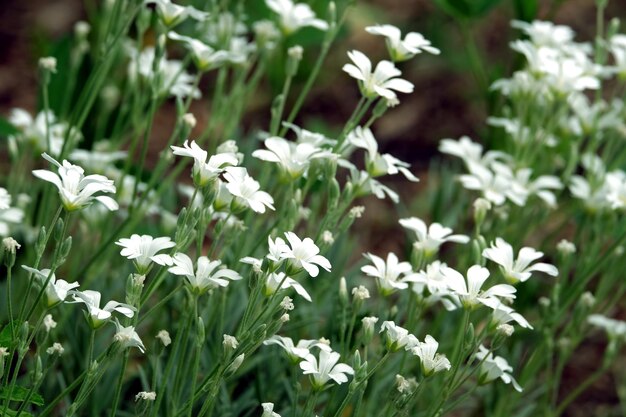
[109,351,130,417]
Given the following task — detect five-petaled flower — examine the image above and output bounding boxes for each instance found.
[365,24,439,62]
[299,348,354,390]
[71,290,135,329]
[223,167,275,213]
[22,266,79,307]
[279,232,332,277]
[361,252,415,295]
[475,345,522,392]
[113,320,146,353]
[115,234,176,273]
[343,50,414,100]
[442,265,516,310]
[482,237,558,284]
[410,335,451,376]
[265,0,329,35]
[168,253,242,294]
[32,153,118,212]
[171,140,238,187]
[399,217,469,257]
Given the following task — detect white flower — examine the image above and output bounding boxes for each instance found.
[283,122,336,147]
[135,391,156,401]
[410,260,450,295]
[265,272,312,302]
[491,304,533,329]
[21,266,80,307]
[171,140,238,187]
[482,238,558,284]
[279,232,331,277]
[439,136,509,168]
[511,20,575,47]
[0,188,11,210]
[223,334,239,350]
[266,0,329,34]
[343,50,414,100]
[556,239,576,255]
[399,217,469,256]
[69,148,128,174]
[2,236,21,254]
[168,253,242,293]
[379,321,418,351]
[43,314,57,332]
[146,0,209,27]
[475,345,522,392]
[588,314,626,341]
[71,290,135,329]
[606,171,626,209]
[128,47,200,99]
[156,330,172,347]
[261,402,281,417]
[32,153,118,211]
[361,252,415,295]
[113,320,145,353]
[442,265,516,310]
[115,234,175,272]
[410,335,451,376]
[0,347,8,357]
[300,349,354,389]
[609,34,626,75]
[458,162,526,206]
[167,32,229,71]
[46,342,65,356]
[347,126,418,181]
[263,335,331,362]
[252,136,332,179]
[39,56,57,72]
[223,167,275,213]
[365,24,439,61]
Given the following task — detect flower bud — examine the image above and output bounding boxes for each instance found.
[225,353,245,377]
[74,21,91,39]
[223,334,239,353]
[2,237,20,268]
[338,277,349,306]
[361,316,378,345]
[473,198,491,229]
[556,239,576,256]
[39,57,57,73]
[196,317,205,347]
[286,45,303,76]
[156,330,172,347]
[46,342,65,356]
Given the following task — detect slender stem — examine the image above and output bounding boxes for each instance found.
[109,351,130,417]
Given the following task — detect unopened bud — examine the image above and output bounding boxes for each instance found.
[39,57,57,73]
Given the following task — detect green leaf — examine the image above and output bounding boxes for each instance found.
[0,386,45,406]
[0,407,33,417]
[513,0,538,21]
[0,321,19,348]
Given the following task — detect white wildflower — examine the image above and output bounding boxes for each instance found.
[33,153,118,211]
[410,335,451,376]
[71,290,135,329]
[482,238,558,284]
[366,24,439,62]
[475,345,522,392]
[21,266,80,308]
[115,234,175,272]
[399,217,469,256]
[168,253,242,293]
[300,349,354,389]
[223,167,275,213]
[266,0,329,34]
[343,50,413,100]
